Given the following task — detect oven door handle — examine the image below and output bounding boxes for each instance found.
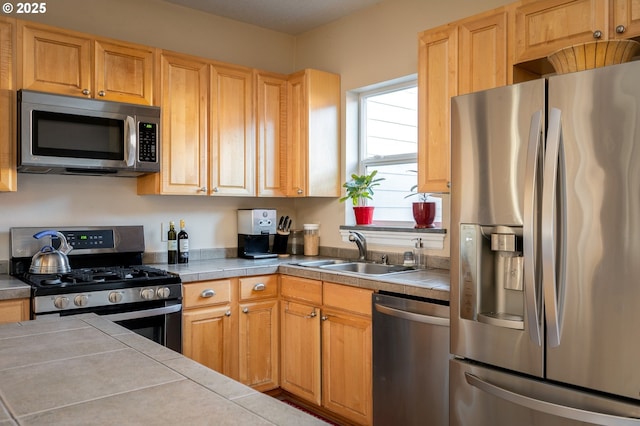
[101,304,182,322]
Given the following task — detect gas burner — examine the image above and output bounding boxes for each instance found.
[42,278,62,285]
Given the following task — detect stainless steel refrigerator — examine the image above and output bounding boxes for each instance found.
[450,60,640,425]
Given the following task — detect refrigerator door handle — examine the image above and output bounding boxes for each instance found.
[523,110,543,347]
[541,107,564,348]
[465,373,640,426]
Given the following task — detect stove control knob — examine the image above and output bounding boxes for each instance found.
[53,296,69,309]
[140,288,155,300]
[108,291,123,303]
[157,287,171,299]
[74,294,89,307]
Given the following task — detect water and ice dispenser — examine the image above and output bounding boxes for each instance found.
[460,224,524,330]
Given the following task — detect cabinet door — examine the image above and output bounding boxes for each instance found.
[286,71,307,197]
[514,0,607,63]
[458,10,508,96]
[0,17,15,192]
[255,70,287,197]
[139,53,208,195]
[280,299,321,405]
[238,299,279,391]
[209,63,254,196]
[418,24,457,194]
[19,23,92,96]
[321,308,372,426]
[94,40,154,105]
[183,305,233,375]
[0,298,29,324]
[611,0,640,38]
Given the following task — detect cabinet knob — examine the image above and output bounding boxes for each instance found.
[225,310,231,317]
[305,310,317,319]
[243,307,249,313]
[98,90,106,97]
[616,25,626,34]
[592,30,602,39]
[198,187,207,193]
[297,188,303,195]
[82,89,91,96]
[201,289,216,298]
[321,315,329,321]
[253,283,266,291]
[212,187,219,192]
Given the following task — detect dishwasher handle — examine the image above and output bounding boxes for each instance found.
[374,303,450,327]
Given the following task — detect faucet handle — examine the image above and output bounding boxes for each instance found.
[381,254,388,264]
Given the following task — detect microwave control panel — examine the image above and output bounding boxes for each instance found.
[138,122,157,163]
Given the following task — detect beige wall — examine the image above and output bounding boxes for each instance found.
[1,0,512,262]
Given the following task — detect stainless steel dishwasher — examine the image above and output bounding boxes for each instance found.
[373,292,450,426]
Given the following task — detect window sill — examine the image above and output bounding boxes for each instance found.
[339,224,447,250]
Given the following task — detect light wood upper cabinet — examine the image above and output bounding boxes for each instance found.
[0,17,15,193]
[514,0,607,63]
[0,298,29,324]
[611,0,640,38]
[138,52,208,195]
[94,40,154,105]
[417,24,457,194]
[286,69,340,197]
[458,10,509,95]
[209,63,255,196]
[19,22,154,104]
[255,70,288,197]
[418,7,509,194]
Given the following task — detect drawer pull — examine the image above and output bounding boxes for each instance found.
[253,283,266,291]
[201,289,216,298]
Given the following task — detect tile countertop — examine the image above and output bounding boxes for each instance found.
[0,256,450,303]
[0,314,328,426]
[156,256,450,302]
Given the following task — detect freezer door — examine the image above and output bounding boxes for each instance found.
[451,80,545,377]
[450,359,640,426]
[544,60,640,401]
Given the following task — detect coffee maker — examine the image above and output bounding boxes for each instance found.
[237,209,278,259]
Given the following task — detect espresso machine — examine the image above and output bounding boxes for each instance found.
[237,209,278,259]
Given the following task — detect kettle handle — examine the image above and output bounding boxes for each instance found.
[33,230,73,255]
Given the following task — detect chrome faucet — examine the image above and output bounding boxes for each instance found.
[348,231,367,261]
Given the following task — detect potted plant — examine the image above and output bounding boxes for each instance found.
[339,170,385,225]
[405,172,436,228]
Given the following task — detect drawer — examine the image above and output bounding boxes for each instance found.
[183,279,232,309]
[323,282,373,317]
[239,275,278,301]
[280,275,322,306]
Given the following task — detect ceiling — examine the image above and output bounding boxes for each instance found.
[163,0,382,35]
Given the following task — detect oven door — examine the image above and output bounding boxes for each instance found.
[102,301,182,353]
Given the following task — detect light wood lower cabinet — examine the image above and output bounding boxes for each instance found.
[182,275,279,392]
[280,275,373,426]
[182,279,234,376]
[0,298,30,324]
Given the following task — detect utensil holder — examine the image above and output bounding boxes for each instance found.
[272,232,289,254]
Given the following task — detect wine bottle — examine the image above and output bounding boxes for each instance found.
[167,221,177,264]
[178,219,189,264]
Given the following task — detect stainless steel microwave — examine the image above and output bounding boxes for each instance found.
[18,90,161,177]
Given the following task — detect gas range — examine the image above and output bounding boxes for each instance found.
[10,226,181,316]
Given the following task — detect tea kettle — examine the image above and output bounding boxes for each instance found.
[29,230,73,274]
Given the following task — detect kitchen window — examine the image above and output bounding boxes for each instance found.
[359,80,442,225]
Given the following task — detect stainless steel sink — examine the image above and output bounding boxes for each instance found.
[320,262,414,275]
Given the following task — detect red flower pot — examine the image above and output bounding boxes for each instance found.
[412,202,435,228]
[353,206,375,225]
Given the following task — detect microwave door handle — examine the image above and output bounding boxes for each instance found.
[124,116,136,167]
[541,107,564,348]
[465,373,640,426]
[523,110,543,347]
